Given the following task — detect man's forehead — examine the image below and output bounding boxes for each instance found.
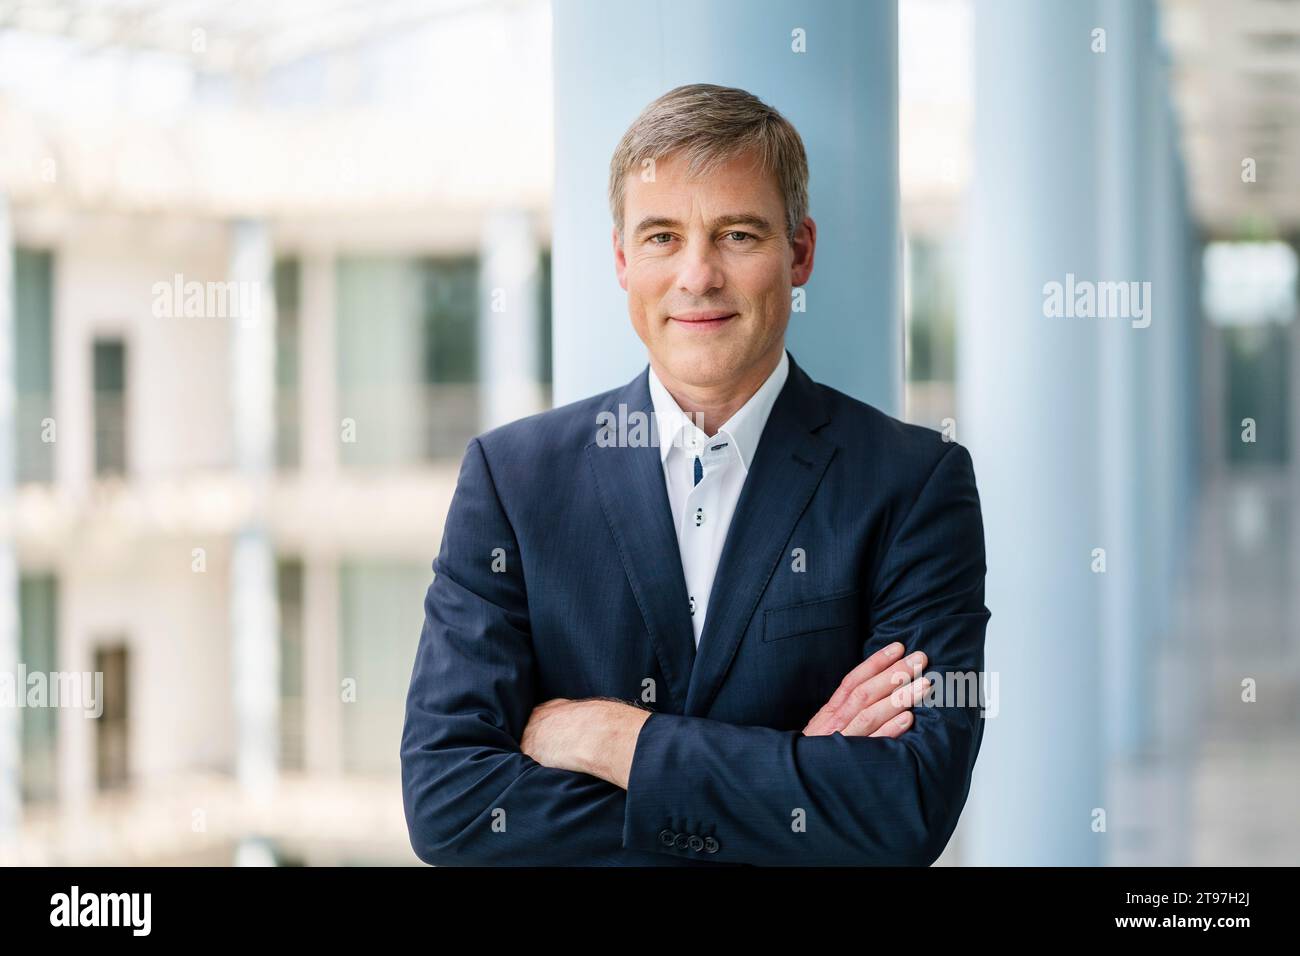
[632,149,766,187]
[625,154,781,211]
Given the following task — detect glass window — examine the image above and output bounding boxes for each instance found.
[94,643,130,791]
[275,259,301,471]
[1224,325,1288,465]
[903,234,958,430]
[15,248,54,484]
[336,256,481,467]
[19,574,58,804]
[93,339,127,477]
[338,560,426,775]
[538,248,553,402]
[278,558,305,772]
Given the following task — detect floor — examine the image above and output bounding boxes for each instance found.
[1110,465,1300,866]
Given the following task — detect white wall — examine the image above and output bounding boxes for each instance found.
[53,215,235,487]
[57,537,234,805]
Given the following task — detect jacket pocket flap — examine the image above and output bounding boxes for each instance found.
[763,589,860,643]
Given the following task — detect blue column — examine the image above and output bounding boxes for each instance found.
[229,221,279,803]
[0,194,18,842]
[1289,236,1300,486]
[551,0,901,415]
[1098,0,1156,761]
[959,0,1105,865]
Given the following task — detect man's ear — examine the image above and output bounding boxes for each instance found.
[790,216,817,286]
[613,226,629,291]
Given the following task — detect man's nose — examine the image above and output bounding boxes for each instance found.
[676,241,725,297]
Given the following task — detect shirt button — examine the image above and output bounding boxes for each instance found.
[689,596,696,616]
[694,507,704,527]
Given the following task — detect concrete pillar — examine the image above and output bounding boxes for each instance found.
[551,0,901,415]
[959,0,1105,865]
[1098,0,1156,761]
[1289,236,1300,484]
[1289,238,1300,687]
[229,221,279,802]
[0,194,20,840]
[52,236,90,502]
[479,208,544,430]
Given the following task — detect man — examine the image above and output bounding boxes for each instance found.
[401,83,989,866]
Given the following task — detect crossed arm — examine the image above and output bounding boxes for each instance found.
[400,437,989,866]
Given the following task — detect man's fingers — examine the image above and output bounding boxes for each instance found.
[867,674,932,737]
[823,641,906,714]
[840,675,931,737]
[869,709,913,738]
[831,651,928,727]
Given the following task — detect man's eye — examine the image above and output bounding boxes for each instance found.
[648,233,674,244]
[725,231,755,242]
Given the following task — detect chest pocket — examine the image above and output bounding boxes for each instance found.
[762,588,860,643]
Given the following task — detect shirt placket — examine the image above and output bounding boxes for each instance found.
[681,433,731,639]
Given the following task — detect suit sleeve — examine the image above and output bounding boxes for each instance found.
[621,441,991,866]
[401,436,635,866]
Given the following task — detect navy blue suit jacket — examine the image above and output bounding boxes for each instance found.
[401,349,989,866]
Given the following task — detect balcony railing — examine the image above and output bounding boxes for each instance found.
[93,394,127,477]
[15,393,55,484]
[334,382,481,467]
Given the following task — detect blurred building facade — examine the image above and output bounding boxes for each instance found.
[0,0,551,865]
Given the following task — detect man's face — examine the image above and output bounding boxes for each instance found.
[613,148,815,391]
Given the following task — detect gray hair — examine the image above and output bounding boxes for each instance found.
[608,83,810,244]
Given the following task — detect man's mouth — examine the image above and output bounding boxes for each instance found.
[670,311,738,330]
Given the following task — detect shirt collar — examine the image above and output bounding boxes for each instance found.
[647,348,790,472]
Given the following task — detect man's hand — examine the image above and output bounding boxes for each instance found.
[802,642,931,737]
[520,697,651,790]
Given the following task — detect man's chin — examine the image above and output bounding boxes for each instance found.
[657,350,741,389]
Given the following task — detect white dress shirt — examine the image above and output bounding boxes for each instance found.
[648,348,790,648]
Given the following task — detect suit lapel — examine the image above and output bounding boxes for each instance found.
[585,368,697,712]
[584,351,836,718]
[684,352,835,717]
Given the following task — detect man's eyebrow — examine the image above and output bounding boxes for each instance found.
[632,213,776,236]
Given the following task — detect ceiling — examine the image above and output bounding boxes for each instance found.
[1161,0,1300,237]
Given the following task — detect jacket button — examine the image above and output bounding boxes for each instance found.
[658,829,675,847]
[703,836,719,853]
[673,833,689,849]
[688,835,704,852]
